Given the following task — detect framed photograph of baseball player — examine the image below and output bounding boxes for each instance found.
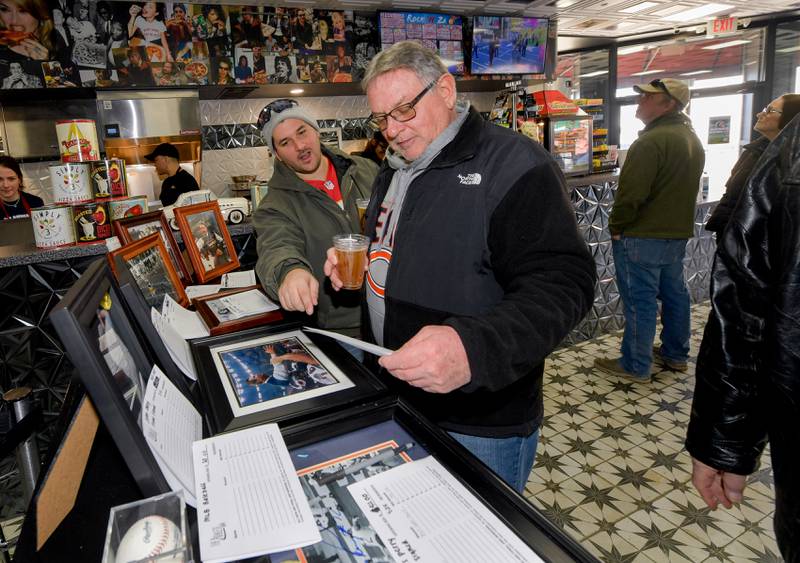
[191,324,386,433]
[109,232,189,308]
[49,258,171,498]
[269,396,597,563]
[114,210,192,284]
[174,200,239,283]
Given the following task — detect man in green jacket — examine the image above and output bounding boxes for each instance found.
[253,100,378,351]
[595,78,704,382]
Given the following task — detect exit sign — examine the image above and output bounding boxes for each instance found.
[707,16,739,37]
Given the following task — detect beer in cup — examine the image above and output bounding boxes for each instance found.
[333,234,370,290]
[355,198,370,233]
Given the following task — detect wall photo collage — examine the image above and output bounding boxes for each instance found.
[0,0,381,89]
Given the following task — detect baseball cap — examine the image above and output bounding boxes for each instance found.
[144,142,180,161]
[258,99,319,151]
[633,78,690,108]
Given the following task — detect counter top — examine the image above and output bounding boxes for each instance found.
[0,219,255,268]
[566,171,619,187]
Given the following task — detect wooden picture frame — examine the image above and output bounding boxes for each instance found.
[109,232,189,308]
[48,258,171,498]
[113,210,192,284]
[190,323,386,433]
[192,285,283,336]
[174,201,239,283]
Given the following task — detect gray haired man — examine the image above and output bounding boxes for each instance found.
[324,41,596,492]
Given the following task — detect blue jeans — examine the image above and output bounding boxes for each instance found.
[448,429,539,493]
[612,237,690,376]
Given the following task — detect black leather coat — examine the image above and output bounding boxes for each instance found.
[704,137,769,234]
[686,115,800,560]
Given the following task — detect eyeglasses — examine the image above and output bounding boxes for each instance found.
[761,106,782,115]
[368,78,440,131]
[257,99,298,129]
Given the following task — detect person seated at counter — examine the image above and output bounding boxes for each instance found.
[0,155,43,220]
[144,142,199,206]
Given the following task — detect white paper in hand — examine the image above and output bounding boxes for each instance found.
[302,326,393,356]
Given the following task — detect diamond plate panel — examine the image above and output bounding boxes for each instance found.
[564,182,716,346]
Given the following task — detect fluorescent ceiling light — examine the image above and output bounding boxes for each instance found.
[680,70,712,76]
[579,70,608,77]
[702,39,750,50]
[618,44,648,55]
[630,69,665,76]
[620,1,658,14]
[664,3,733,23]
[555,0,579,7]
[777,45,800,54]
[651,4,685,17]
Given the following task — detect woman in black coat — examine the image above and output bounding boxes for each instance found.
[705,93,800,233]
[686,112,800,562]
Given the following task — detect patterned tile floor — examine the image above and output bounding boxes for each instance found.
[524,303,782,562]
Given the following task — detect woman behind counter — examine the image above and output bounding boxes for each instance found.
[0,156,43,219]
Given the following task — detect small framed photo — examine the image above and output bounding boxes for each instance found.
[109,232,189,308]
[193,286,283,336]
[174,201,240,283]
[191,324,386,432]
[114,210,192,284]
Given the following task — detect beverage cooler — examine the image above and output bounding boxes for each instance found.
[535,115,593,177]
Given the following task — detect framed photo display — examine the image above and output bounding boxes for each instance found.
[48,258,171,498]
[191,324,386,433]
[109,232,189,308]
[113,210,192,284]
[116,277,200,412]
[192,285,283,336]
[270,396,596,563]
[174,201,240,283]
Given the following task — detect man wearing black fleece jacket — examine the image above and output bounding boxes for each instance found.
[325,42,596,492]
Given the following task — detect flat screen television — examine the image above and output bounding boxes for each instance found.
[470,16,552,76]
[378,11,465,75]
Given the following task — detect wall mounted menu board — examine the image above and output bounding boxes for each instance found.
[378,11,465,75]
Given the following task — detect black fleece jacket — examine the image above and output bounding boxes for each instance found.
[364,108,597,437]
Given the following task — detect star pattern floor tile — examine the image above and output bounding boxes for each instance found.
[525,303,782,562]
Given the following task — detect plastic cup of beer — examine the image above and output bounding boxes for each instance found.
[333,234,370,290]
[355,198,369,233]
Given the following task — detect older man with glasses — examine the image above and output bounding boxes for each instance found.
[252,99,379,359]
[594,78,705,382]
[323,41,596,492]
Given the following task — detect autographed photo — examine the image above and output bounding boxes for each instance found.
[211,330,354,417]
[270,419,429,563]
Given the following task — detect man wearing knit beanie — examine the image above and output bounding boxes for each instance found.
[252,99,379,357]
